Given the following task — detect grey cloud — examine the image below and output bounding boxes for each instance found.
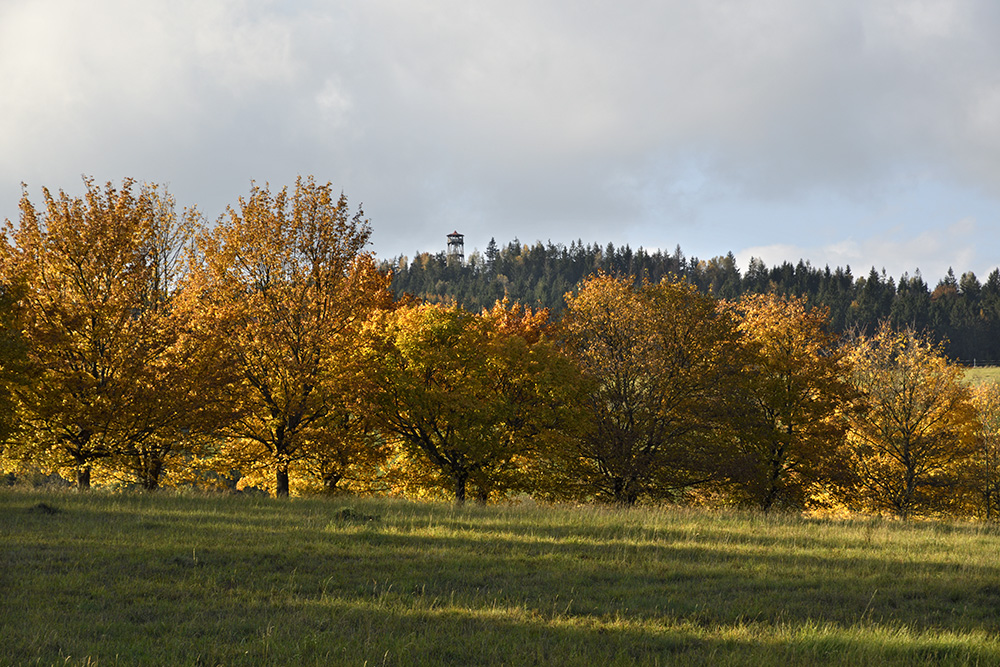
[3,0,1000,270]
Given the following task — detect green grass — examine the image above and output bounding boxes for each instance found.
[3,492,1000,665]
[962,365,1000,386]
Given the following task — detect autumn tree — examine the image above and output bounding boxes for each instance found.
[558,274,743,505]
[359,300,572,503]
[188,177,390,497]
[0,179,200,489]
[0,282,27,467]
[287,339,395,496]
[962,382,1000,520]
[723,294,851,511]
[843,323,978,518]
[471,299,580,500]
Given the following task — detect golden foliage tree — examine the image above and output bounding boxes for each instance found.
[359,300,572,503]
[843,323,978,518]
[188,177,390,497]
[724,294,851,511]
[0,179,200,489]
[472,299,580,500]
[559,274,742,505]
[0,283,28,474]
[963,382,1000,520]
[286,337,395,496]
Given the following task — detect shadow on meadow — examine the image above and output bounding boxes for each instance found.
[4,493,1000,665]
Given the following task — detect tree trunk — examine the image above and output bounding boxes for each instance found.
[899,464,916,519]
[142,456,163,491]
[322,472,342,495]
[276,466,290,498]
[76,465,91,491]
[761,443,786,512]
[612,477,637,506]
[453,472,468,505]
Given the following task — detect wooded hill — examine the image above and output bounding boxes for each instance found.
[388,239,1000,364]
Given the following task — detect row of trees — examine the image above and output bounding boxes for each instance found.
[1,178,998,519]
[389,239,1000,363]
[0,177,389,497]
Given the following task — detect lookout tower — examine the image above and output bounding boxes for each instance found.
[447,230,465,265]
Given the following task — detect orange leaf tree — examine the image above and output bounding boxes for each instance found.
[0,179,200,489]
[724,294,852,511]
[359,300,573,503]
[558,274,742,505]
[0,282,28,471]
[290,270,399,496]
[958,381,1000,519]
[187,177,390,497]
[474,299,580,500]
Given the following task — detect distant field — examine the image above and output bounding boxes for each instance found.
[4,491,1000,666]
[963,366,1000,385]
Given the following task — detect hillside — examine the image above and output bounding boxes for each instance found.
[389,239,1000,363]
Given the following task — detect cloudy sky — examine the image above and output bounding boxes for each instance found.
[3,0,1000,282]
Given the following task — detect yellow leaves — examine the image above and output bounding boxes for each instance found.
[0,178,205,489]
[843,323,979,517]
[971,382,1000,434]
[185,177,386,496]
[5,175,997,512]
[481,298,550,345]
[357,299,573,502]
[721,293,851,510]
[559,273,743,503]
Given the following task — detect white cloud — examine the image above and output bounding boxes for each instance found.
[737,216,988,283]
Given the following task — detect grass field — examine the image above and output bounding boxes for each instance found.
[4,491,1000,665]
[962,365,1000,386]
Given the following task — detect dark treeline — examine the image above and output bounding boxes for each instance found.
[388,238,1000,364]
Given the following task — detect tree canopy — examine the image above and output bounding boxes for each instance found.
[558,274,742,505]
[1,176,997,521]
[389,240,1000,363]
[186,177,390,497]
[0,179,198,489]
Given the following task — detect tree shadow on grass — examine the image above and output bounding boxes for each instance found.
[5,494,1000,665]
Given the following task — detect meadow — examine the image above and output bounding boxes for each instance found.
[3,491,1000,666]
[963,365,1000,386]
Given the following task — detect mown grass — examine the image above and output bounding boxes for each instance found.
[3,492,1000,665]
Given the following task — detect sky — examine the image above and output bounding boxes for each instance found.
[3,0,1000,283]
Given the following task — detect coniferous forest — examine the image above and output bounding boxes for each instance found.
[389,239,1000,364]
